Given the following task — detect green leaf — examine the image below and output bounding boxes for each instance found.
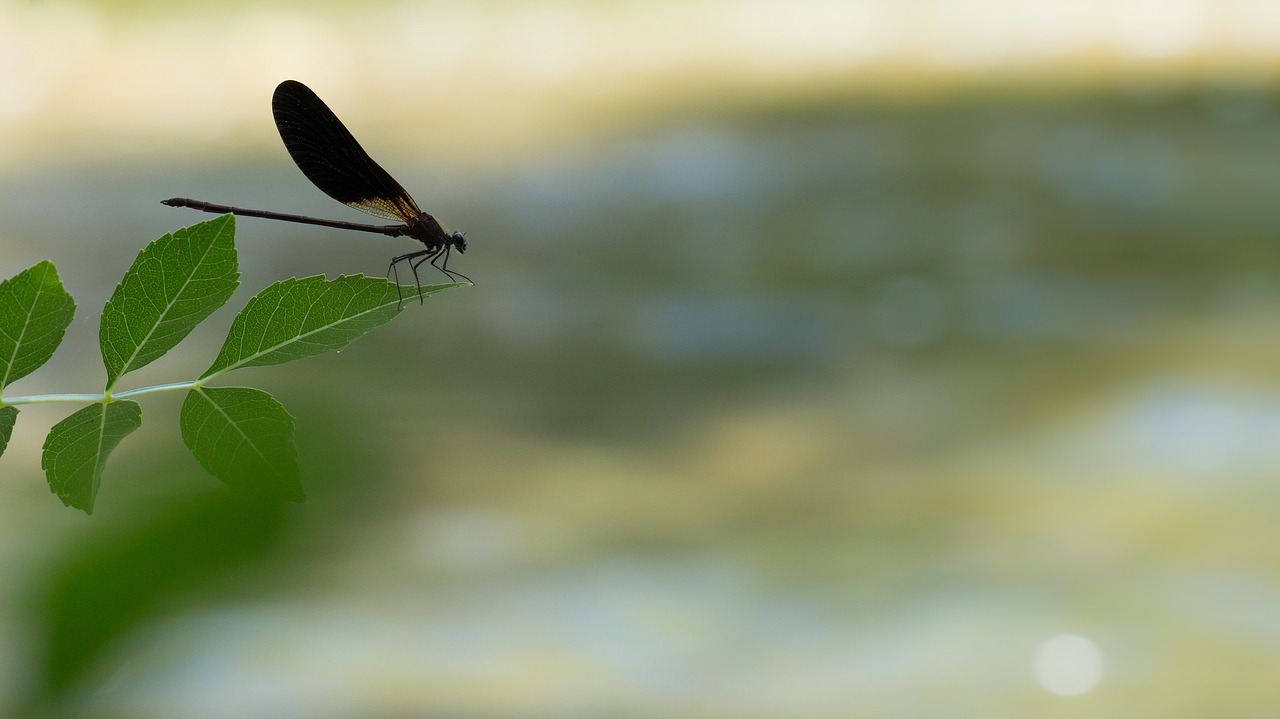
[0,406,16,459]
[100,215,240,390]
[42,401,143,514]
[180,386,303,501]
[202,275,459,379]
[0,261,76,389]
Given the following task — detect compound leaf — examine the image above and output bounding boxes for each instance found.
[42,401,142,514]
[180,386,303,501]
[0,261,76,389]
[0,406,16,459]
[101,215,239,389]
[202,275,459,379]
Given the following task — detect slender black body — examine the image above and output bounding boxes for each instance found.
[163,80,469,299]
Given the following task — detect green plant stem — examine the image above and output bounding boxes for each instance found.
[2,394,106,405]
[116,381,201,398]
[3,380,200,406]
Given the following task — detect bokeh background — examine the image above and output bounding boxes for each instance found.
[3,0,1280,716]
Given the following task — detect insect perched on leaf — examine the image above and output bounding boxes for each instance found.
[164,80,471,304]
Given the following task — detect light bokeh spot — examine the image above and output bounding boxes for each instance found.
[1033,634,1104,696]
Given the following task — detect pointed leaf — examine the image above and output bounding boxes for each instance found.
[0,406,16,459]
[181,386,303,501]
[100,215,240,389]
[202,275,459,379]
[42,401,142,514]
[0,261,76,389]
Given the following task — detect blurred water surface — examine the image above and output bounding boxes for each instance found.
[3,0,1280,717]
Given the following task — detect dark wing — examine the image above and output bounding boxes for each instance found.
[271,80,421,222]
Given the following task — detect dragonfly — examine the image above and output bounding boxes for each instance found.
[164,79,471,304]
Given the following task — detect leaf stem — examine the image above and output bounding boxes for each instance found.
[4,380,200,406]
[115,381,201,399]
[2,393,106,405]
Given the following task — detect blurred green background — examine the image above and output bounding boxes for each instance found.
[3,0,1280,716]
